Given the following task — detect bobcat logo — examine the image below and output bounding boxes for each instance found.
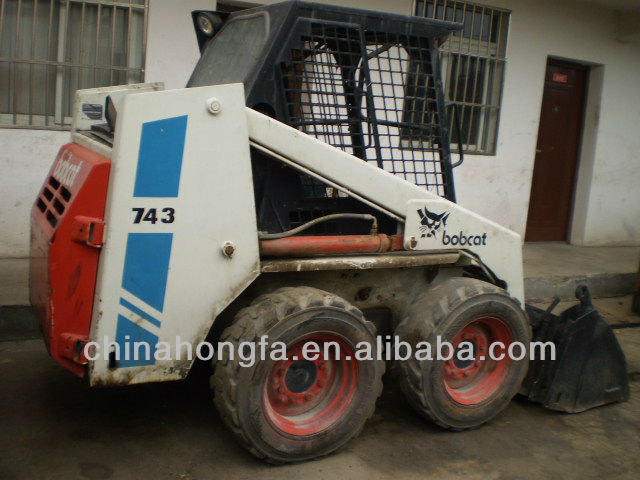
[417,207,450,238]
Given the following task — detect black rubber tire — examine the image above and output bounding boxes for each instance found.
[211,286,384,463]
[395,277,531,430]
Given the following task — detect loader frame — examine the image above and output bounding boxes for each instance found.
[63,82,524,386]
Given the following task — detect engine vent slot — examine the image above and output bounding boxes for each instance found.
[37,173,74,227]
[53,198,65,215]
[46,211,58,227]
[60,186,72,202]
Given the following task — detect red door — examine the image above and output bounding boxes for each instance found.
[525,60,588,242]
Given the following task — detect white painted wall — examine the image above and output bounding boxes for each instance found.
[0,129,69,305]
[145,0,217,89]
[450,0,640,246]
[0,129,69,258]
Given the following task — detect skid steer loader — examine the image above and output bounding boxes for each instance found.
[29,0,628,464]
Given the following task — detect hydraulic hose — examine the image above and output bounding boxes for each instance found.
[258,213,378,240]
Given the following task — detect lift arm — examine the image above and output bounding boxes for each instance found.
[246,108,525,304]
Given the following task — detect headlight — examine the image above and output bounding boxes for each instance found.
[197,12,221,37]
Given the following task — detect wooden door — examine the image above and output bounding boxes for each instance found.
[525,60,588,241]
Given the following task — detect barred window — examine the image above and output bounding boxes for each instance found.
[0,0,148,129]
[415,0,510,155]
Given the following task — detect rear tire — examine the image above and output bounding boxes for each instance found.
[211,287,384,463]
[395,277,530,430]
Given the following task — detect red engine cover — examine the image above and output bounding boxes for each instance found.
[30,143,111,377]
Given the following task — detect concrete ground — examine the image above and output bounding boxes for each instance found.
[523,243,639,278]
[2,325,639,479]
[523,243,639,302]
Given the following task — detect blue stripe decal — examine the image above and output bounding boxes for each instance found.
[133,115,188,197]
[121,233,173,313]
[119,297,161,328]
[115,315,158,367]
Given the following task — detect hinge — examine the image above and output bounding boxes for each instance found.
[71,216,105,248]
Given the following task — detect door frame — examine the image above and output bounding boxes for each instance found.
[568,62,604,246]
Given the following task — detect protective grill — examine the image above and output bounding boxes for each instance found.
[36,175,72,228]
[281,23,451,199]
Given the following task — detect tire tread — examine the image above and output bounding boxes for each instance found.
[212,286,384,463]
[395,277,526,431]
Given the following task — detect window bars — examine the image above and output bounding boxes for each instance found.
[281,23,452,199]
[415,0,510,155]
[0,0,148,129]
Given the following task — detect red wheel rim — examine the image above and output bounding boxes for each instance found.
[443,316,512,405]
[263,334,358,436]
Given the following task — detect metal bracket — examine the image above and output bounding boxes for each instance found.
[71,216,105,248]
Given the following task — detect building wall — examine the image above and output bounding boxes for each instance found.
[0,0,215,305]
[451,0,640,246]
[145,0,216,89]
[0,129,68,258]
[0,0,638,304]
[259,0,640,245]
[0,129,68,304]
[0,0,213,258]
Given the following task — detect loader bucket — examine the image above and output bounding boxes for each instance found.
[521,286,629,413]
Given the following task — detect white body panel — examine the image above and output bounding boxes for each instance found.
[72,82,164,132]
[72,82,524,386]
[404,199,525,303]
[246,109,525,304]
[246,109,438,220]
[88,84,259,386]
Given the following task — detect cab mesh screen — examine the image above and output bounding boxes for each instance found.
[281,23,447,198]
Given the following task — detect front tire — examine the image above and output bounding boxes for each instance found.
[395,277,530,430]
[211,287,384,463]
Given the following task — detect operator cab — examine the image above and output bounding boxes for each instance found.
[188,1,461,237]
